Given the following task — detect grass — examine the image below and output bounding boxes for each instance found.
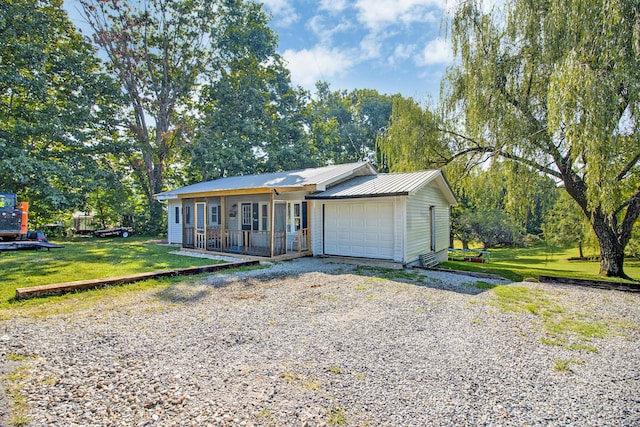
[327,406,348,426]
[553,359,584,373]
[0,237,221,305]
[441,244,640,282]
[4,364,32,427]
[487,284,621,353]
[0,237,266,319]
[354,266,426,283]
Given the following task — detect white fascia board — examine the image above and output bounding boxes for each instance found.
[316,162,377,191]
[154,193,179,201]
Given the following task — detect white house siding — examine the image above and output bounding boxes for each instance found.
[167,199,182,245]
[393,196,407,263]
[406,184,452,264]
[309,201,323,256]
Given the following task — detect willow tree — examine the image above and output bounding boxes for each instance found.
[380,0,640,278]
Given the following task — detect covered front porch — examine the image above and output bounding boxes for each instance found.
[179,192,310,258]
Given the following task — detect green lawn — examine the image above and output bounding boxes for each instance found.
[0,237,222,306]
[441,245,640,282]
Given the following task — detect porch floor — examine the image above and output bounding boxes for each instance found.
[177,248,312,263]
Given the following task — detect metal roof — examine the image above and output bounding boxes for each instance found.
[155,162,376,200]
[306,169,458,204]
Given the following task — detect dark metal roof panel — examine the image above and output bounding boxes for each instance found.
[155,162,375,199]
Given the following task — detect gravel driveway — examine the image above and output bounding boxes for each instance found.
[1,257,639,426]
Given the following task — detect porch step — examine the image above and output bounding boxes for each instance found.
[420,252,439,269]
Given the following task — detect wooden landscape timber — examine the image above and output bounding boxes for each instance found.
[539,275,640,293]
[15,260,260,300]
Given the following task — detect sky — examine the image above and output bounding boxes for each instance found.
[261,0,455,101]
[64,0,458,102]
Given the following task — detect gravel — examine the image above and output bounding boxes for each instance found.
[1,257,639,426]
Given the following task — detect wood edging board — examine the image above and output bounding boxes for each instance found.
[538,275,640,293]
[15,260,260,300]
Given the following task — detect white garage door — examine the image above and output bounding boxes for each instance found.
[324,201,394,259]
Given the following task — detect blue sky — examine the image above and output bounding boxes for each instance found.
[64,0,458,101]
[262,0,455,101]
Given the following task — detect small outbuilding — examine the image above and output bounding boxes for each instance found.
[155,161,457,265]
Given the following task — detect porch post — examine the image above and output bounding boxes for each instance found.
[269,191,275,257]
[181,199,185,248]
[306,200,311,250]
[220,196,226,252]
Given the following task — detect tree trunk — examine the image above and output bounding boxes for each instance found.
[591,213,627,278]
[597,236,626,278]
[560,167,637,279]
[578,241,584,259]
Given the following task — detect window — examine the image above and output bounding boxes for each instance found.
[261,204,268,230]
[185,206,191,225]
[210,205,220,226]
[242,204,252,227]
[430,206,436,251]
[175,207,180,224]
[287,202,302,232]
[293,203,301,231]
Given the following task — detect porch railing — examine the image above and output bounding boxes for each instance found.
[288,228,309,252]
[181,227,309,257]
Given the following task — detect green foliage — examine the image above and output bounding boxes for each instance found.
[187,1,314,180]
[458,208,524,249]
[377,96,453,172]
[310,82,397,166]
[80,0,244,233]
[542,190,593,256]
[451,161,558,247]
[383,0,640,277]
[447,0,640,277]
[0,0,121,225]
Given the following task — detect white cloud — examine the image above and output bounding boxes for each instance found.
[319,0,348,13]
[308,15,354,45]
[282,46,355,91]
[415,38,453,65]
[389,43,417,65]
[354,0,444,30]
[359,32,383,60]
[261,0,299,27]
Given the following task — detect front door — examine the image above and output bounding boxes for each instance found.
[195,202,206,249]
[240,203,260,249]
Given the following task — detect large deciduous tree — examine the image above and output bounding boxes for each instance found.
[79,0,229,233]
[309,82,396,166]
[0,0,119,226]
[380,0,640,278]
[187,1,313,180]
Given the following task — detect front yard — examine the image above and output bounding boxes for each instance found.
[1,257,639,426]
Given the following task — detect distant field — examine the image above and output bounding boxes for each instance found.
[441,245,640,282]
[0,237,221,307]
